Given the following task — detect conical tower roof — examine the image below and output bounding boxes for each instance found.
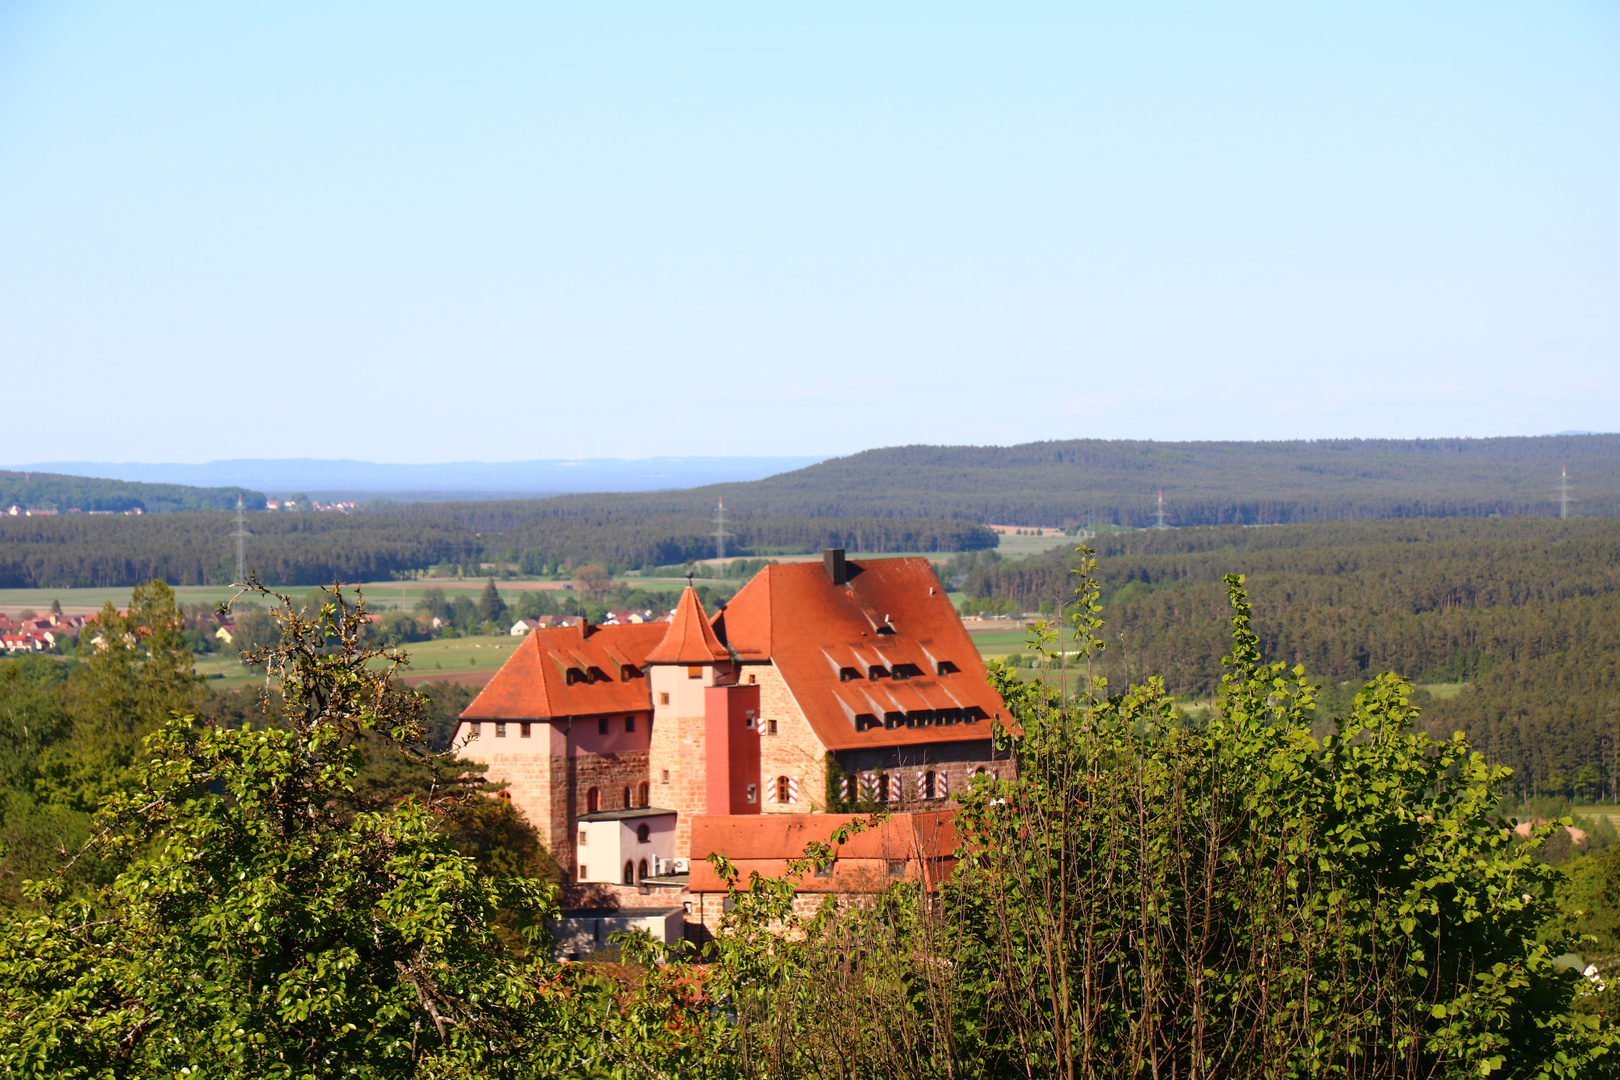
[646,585,730,665]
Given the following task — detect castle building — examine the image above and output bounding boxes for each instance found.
[454,550,1009,884]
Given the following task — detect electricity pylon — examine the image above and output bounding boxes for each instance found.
[1558,467,1576,520]
[229,494,252,583]
[712,497,732,561]
[1153,490,1169,530]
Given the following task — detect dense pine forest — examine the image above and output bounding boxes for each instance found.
[0,468,265,513]
[959,517,1620,799]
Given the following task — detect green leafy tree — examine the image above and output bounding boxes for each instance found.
[0,582,557,1077]
[34,581,202,814]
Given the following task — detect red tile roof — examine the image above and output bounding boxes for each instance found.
[687,811,958,893]
[644,586,730,665]
[713,558,1006,751]
[458,621,666,720]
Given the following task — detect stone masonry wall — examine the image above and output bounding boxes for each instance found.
[647,711,709,859]
[747,662,830,814]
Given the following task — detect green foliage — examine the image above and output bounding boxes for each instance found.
[0,581,558,1077]
[667,556,1619,1078]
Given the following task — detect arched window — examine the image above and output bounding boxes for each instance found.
[622,786,632,809]
[637,823,651,843]
[923,770,937,799]
[498,789,512,802]
[623,861,635,885]
[638,858,649,881]
[776,776,790,803]
[638,781,650,807]
[586,787,599,813]
[876,773,890,803]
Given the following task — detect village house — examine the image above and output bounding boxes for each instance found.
[454,550,1011,896]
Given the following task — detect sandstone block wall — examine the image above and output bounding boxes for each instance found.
[749,662,830,814]
[647,711,709,858]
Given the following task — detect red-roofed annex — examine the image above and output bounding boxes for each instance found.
[455,552,1011,887]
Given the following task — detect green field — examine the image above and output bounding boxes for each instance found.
[992,531,1077,559]
[193,634,527,690]
[0,580,572,617]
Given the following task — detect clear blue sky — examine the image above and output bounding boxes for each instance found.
[2,2,1615,463]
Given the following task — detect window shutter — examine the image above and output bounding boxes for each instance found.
[788,776,799,804]
[916,773,927,799]
[860,773,877,801]
[888,774,902,802]
[938,772,949,799]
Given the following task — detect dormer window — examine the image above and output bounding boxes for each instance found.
[839,667,860,683]
[936,660,960,676]
[876,625,896,636]
[868,666,889,681]
[892,663,923,680]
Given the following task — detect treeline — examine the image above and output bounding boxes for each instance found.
[961,518,1620,799]
[0,513,477,588]
[469,433,1618,527]
[0,508,992,588]
[420,507,997,570]
[0,469,265,513]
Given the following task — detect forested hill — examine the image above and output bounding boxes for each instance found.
[437,433,1616,527]
[0,470,265,514]
[963,517,1620,799]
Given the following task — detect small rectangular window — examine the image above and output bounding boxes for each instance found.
[659,692,670,705]
[625,716,635,732]
[495,722,506,738]
[744,710,755,729]
[578,865,587,879]
[661,769,670,783]
[578,831,587,846]
[687,665,702,679]
[746,783,758,804]
[768,718,778,735]
[814,861,833,878]
[598,717,608,735]
[520,722,531,738]
[887,860,906,878]
[748,673,757,684]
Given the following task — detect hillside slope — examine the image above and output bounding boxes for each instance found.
[0,470,265,514]
[406,434,1618,528]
